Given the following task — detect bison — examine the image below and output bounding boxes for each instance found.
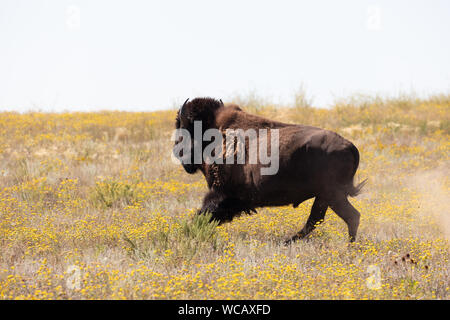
[173,97,366,243]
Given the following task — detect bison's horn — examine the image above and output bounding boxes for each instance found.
[219,99,224,106]
[179,98,189,117]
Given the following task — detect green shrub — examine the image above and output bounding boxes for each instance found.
[92,179,136,208]
[123,212,222,265]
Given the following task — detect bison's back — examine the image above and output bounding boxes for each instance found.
[254,125,359,205]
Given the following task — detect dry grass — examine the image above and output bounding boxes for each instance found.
[0,94,449,299]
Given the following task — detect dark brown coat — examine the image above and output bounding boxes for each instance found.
[174,97,366,242]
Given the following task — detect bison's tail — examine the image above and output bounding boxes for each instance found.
[346,178,368,197]
[346,143,367,197]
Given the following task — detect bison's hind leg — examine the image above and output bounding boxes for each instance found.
[285,197,328,245]
[329,194,360,242]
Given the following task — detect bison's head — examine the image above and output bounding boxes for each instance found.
[173,97,223,174]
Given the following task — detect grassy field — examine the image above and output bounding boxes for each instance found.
[0,94,449,299]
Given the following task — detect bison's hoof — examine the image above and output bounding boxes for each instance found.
[283,236,298,246]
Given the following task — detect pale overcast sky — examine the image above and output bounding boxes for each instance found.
[0,0,449,111]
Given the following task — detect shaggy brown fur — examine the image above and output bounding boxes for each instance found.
[174,97,366,243]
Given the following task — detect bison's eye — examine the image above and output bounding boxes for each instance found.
[175,116,180,129]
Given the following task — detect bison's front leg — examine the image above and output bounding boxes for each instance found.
[197,190,223,216]
[285,197,328,245]
[198,190,240,224]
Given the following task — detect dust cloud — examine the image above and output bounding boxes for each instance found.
[410,166,450,242]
